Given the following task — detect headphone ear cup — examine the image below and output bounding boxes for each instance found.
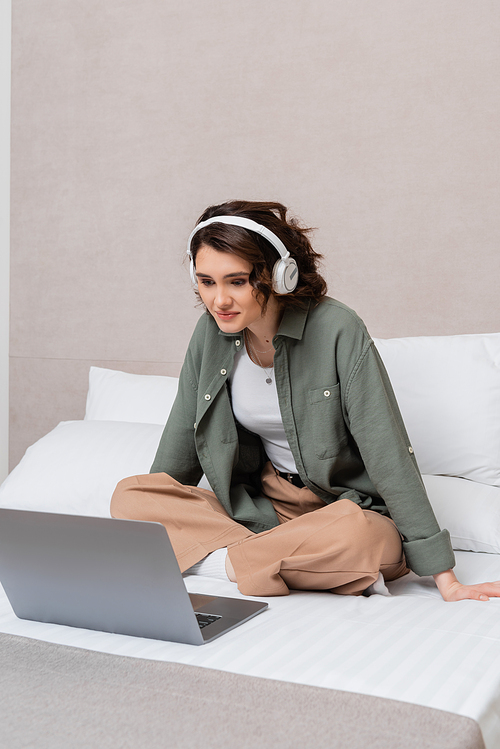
[272,257,299,294]
[189,257,198,286]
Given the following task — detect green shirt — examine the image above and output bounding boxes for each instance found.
[151,297,455,576]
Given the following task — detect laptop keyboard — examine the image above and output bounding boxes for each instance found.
[196,612,222,629]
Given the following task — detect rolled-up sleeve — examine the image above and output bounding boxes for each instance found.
[345,340,456,576]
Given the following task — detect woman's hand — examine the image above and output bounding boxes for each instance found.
[433,569,500,602]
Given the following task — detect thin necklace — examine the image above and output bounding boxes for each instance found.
[244,330,274,384]
[245,328,274,354]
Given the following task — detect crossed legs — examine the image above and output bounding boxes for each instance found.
[111,468,408,597]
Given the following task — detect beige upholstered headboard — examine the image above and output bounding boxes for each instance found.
[9,0,500,469]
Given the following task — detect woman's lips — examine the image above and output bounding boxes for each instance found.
[216,311,239,320]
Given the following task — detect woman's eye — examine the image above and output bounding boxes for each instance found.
[232,279,246,286]
[199,279,214,287]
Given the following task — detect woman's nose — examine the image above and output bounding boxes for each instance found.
[215,286,232,307]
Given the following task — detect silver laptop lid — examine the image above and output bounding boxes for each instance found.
[0,509,207,644]
[0,508,268,645]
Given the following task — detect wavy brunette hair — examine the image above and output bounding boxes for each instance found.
[189,200,327,311]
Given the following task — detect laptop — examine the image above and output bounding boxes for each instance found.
[0,508,268,645]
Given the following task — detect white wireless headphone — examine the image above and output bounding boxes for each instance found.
[186,215,299,294]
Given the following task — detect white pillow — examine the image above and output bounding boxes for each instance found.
[374,333,500,487]
[423,474,500,554]
[85,367,178,425]
[0,421,164,517]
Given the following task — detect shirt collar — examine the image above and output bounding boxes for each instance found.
[276,300,310,340]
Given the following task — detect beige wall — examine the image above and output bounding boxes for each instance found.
[10,0,500,469]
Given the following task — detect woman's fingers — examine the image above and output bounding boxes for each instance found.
[450,581,500,602]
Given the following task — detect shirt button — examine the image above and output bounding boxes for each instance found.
[194,423,197,429]
[204,394,211,401]
[323,390,331,398]
[220,369,227,375]
[408,446,414,454]
[235,339,241,347]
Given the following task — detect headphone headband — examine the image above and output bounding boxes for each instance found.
[186,215,290,261]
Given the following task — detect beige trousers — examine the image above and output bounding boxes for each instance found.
[110,463,409,597]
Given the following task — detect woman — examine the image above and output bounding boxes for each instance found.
[111,200,500,602]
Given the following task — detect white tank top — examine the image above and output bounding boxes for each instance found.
[229,347,297,474]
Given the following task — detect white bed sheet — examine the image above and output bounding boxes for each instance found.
[1,550,500,748]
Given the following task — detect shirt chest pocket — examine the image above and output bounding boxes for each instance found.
[308,384,348,460]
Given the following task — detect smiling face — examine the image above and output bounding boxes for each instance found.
[194,244,265,334]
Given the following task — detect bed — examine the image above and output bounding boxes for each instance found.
[1,332,499,749]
